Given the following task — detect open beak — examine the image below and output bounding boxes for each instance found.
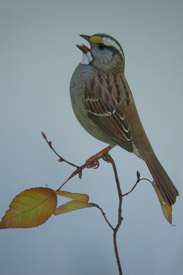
[76,35,91,54]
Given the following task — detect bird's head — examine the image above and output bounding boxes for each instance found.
[76,33,125,74]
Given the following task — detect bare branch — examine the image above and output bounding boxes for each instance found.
[42,132,151,275]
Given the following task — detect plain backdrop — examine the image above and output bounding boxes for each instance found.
[0,1,183,275]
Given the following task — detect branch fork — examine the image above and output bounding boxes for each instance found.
[41,132,145,275]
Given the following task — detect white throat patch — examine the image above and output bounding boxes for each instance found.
[80,52,93,64]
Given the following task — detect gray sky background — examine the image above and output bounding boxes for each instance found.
[0,1,183,275]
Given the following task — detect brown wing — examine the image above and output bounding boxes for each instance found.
[83,70,179,207]
[84,70,134,152]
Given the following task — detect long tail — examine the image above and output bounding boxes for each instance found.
[140,149,179,206]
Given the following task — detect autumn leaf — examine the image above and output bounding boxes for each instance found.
[152,181,172,224]
[0,187,57,229]
[54,190,93,215]
[54,200,93,215]
[56,190,89,203]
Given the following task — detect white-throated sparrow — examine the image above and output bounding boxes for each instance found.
[70,33,179,208]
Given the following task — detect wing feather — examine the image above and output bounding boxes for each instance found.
[84,71,134,152]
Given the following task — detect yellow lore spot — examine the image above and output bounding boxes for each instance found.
[90,36,103,43]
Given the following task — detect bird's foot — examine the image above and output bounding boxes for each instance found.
[86,145,112,169]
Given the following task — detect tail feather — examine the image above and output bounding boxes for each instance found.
[140,150,179,206]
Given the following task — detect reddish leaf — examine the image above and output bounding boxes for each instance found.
[0,187,57,229]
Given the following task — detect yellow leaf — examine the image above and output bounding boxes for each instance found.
[56,190,89,203]
[152,182,172,224]
[54,200,93,215]
[0,188,57,229]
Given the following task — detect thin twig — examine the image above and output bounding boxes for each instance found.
[102,154,123,275]
[122,171,140,197]
[91,203,114,231]
[42,132,149,275]
[41,132,79,168]
[122,172,153,197]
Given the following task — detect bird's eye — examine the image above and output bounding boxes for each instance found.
[98,43,106,50]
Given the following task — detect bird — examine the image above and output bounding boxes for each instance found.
[70,33,179,208]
